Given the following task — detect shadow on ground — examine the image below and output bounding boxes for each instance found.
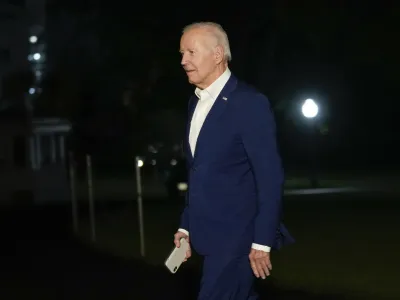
[0,205,349,300]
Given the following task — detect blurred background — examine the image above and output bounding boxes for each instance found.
[0,1,399,299]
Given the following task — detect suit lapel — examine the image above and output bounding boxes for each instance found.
[192,75,238,162]
[186,95,198,162]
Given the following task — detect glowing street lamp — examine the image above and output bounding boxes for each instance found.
[137,159,144,168]
[33,53,41,60]
[29,35,38,43]
[301,99,319,119]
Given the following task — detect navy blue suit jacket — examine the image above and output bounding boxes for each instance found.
[180,74,294,256]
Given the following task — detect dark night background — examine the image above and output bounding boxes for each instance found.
[40,0,399,171]
[0,1,399,299]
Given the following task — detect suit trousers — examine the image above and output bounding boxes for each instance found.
[197,254,258,300]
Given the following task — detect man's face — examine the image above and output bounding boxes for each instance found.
[180,28,217,89]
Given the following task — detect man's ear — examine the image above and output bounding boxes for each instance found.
[214,45,224,64]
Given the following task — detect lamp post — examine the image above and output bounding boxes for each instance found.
[135,156,145,256]
[301,99,319,188]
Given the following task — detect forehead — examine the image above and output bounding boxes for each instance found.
[180,28,214,49]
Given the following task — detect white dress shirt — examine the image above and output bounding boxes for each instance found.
[178,68,271,252]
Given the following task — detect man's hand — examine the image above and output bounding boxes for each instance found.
[174,231,191,262]
[249,248,272,279]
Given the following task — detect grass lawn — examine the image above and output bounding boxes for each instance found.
[283,177,349,189]
[73,173,365,202]
[75,192,400,299]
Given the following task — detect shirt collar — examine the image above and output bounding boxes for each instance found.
[194,68,231,101]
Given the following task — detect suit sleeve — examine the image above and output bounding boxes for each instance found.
[239,93,284,247]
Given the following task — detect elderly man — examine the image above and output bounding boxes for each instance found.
[174,22,294,299]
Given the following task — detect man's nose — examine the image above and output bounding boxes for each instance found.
[181,54,187,66]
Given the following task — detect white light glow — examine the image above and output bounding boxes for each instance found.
[301,99,319,118]
[137,159,144,167]
[33,53,41,60]
[177,182,188,191]
[29,36,38,43]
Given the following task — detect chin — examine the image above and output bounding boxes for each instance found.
[188,77,198,85]
[188,79,196,84]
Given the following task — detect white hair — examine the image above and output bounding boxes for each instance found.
[183,22,232,62]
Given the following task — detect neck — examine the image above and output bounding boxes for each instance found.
[197,63,228,90]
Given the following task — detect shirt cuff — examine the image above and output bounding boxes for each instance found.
[178,228,189,236]
[251,243,271,252]
[177,232,269,251]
